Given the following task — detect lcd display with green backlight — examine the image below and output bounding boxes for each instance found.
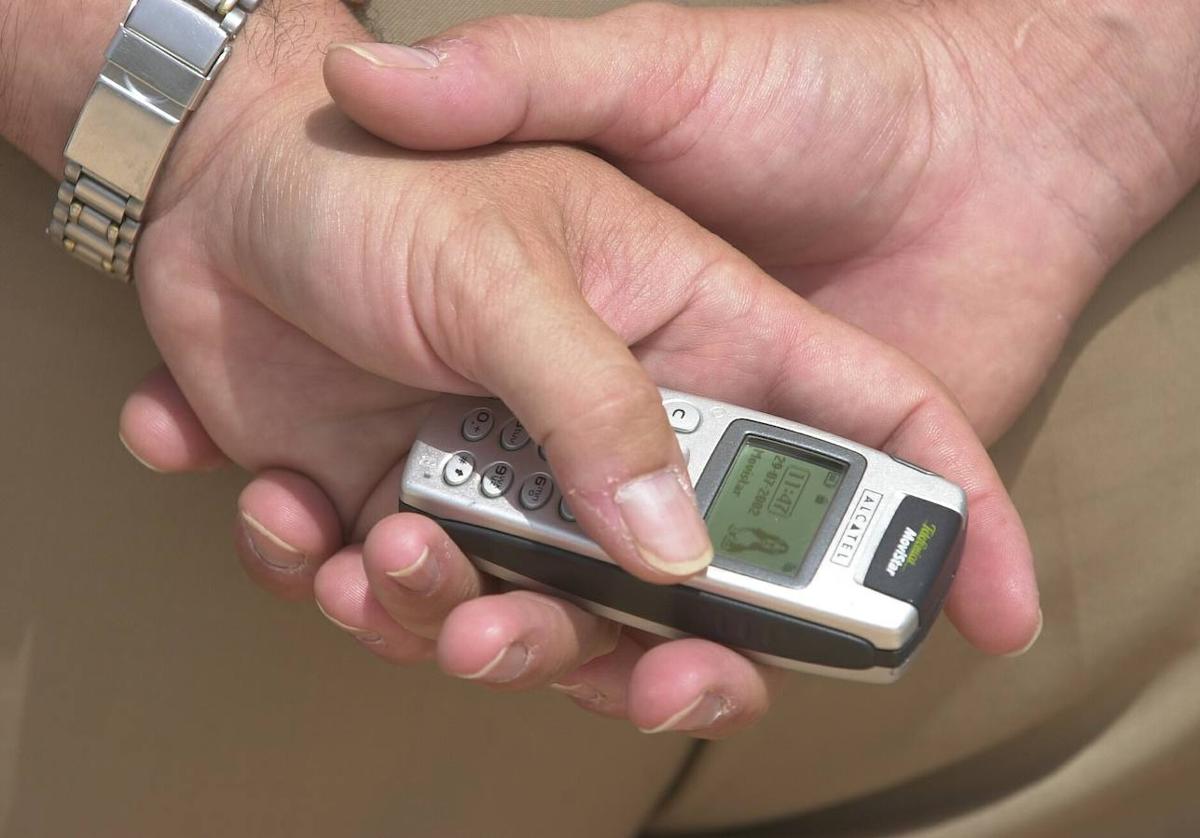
[705,439,846,579]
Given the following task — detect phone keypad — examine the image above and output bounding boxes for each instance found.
[444,397,701,529]
[480,462,515,498]
[663,400,702,434]
[499,419,531,451]
[520,473,555,510]
[461,408,495,442]
[443,452,476,486]
[558,497,576,523]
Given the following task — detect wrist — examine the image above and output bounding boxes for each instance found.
[153,2,365,218]
[0,0,364,219]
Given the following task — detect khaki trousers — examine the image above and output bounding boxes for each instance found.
[2,1,1198,835]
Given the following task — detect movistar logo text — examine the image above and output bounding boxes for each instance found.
[886,521,938,577]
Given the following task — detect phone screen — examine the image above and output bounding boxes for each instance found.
[705,439,845,579]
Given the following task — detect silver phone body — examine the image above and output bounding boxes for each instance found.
[400,390,967,683]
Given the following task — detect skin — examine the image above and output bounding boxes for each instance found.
[280,0,1199,732]
[323,0,1200,444]
[117,102,1036,735]
[17,0,1195,736]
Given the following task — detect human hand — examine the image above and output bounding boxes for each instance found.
[93,11,1039,734]
[320,0,1200,445]
[110,39,1038,735]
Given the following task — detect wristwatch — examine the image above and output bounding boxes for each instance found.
[47,0,261,282]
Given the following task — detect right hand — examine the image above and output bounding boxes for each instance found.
[316,1,1200,449]
[114,17,1037,736]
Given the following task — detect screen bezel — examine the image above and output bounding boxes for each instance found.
[695,419,867,588]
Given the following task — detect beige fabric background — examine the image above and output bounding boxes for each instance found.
[2,1,1198,836]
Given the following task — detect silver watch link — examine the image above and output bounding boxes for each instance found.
[47,0,261,282]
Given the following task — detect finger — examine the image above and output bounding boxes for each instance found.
[436,591,621,690]
[313,547,437,664]
[118,365,228,473]
[317,35,1037,655]
[637,277,1042,654]
[361,513,489,638]
[234,469,346,601]
[626,639,774,738]
[238,169,715,584]
[549,633,644,720]
[322,4,743,154]
[881,396,1041,655]
[406,231,714,585]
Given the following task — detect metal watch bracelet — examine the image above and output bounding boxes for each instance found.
[47,0,261,282]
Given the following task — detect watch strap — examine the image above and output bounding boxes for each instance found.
[47,0,261,282]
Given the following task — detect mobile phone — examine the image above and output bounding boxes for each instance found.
[399,390,966,682]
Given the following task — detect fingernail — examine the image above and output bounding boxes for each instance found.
[1004,608,1045,658]
[315,601,383,645]
[240,511,306,572]
[640,692,731,734]
[330,42,440,70]
[118,432,164,473]
[385,545,440,595]
[550,681,605,705]
[614,468,713,576]
[461,644,529,684]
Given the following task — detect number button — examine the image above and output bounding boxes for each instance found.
[461,408,495,442]
[480,462,515,498]
[520,473,554,510]
[499,419,530,451]
[558,497,576,523]
[442,452,476,487]
[663,400,701,434]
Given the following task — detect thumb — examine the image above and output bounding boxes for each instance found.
[323,4,754,153]
[437,248,715,585]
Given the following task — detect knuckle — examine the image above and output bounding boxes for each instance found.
[421,203,535,367]
[451,13,549,59]
[558,171,679,320]
[431,195,541,288]
[544,363,664,452]
[422,193,569,379]
[370,161,558,378]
